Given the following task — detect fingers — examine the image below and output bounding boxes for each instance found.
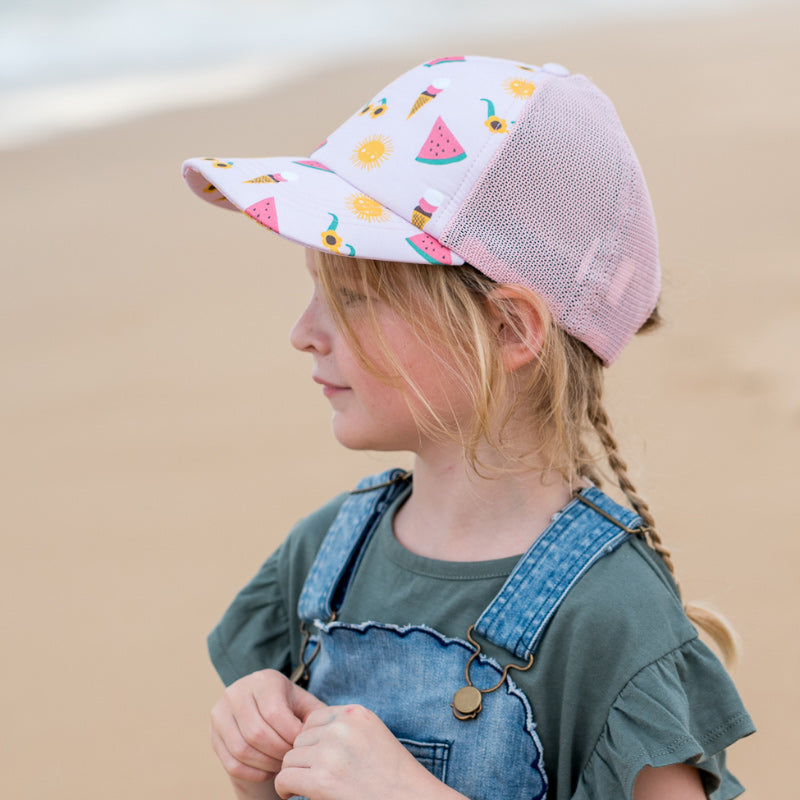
[300,703,374,734]
[255,680,326,744]
[298,706,340,734]
[211,694,287,762]
[210,669,328,783]
[288,681,328,723]
[210,724,278,783]
[274,747,323,800]
[273,705,392,800]
[273,766,313,800]
[250,691,303,748]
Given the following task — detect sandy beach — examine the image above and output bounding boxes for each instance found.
[1,3,797,797]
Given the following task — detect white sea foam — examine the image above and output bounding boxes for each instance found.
[0,0,759,151]
[0,59,292,149]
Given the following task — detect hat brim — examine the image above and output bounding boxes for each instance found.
[182,155,464,267]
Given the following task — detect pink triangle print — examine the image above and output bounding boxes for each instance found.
[245,197,279,232]
[416,117,467,165]
[406,232,453,264]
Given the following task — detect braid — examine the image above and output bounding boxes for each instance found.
[587,393,676,574]
[587,390,738,666]
[565,322,739,667]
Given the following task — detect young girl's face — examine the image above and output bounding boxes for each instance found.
[290,250,472,455]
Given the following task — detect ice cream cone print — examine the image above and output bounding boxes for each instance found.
[408,78,450,119]
[244,171,298,184]
[481,98,508,133]
[320,213,355,256]
[411,188,444,229]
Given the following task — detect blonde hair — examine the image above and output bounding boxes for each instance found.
[313,250,738,666]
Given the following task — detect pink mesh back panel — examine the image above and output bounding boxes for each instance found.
[441,75,659,364]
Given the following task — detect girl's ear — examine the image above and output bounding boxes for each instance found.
[487,285,549,373]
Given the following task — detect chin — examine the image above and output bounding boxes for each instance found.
[331,422,415,454]
[333,433,401,452]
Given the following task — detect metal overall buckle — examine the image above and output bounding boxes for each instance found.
[289,613,336,687]
[451,625,534,721]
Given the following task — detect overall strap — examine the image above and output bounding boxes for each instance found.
[474,487,642,660]
[297,469,411,623]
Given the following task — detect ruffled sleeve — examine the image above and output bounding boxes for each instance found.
[573,638,755,800]
[208,546,292,686]
[207,492,349,686]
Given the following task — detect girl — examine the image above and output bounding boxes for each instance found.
[182,56,753,800]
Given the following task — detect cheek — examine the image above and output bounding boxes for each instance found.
[352,365,408,413]
[348,314,467,417]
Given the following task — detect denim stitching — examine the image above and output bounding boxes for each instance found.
[477,488,638,658]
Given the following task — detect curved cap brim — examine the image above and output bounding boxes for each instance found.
[182,155,464,266]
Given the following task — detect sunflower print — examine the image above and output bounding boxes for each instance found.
[481,98,508,133]
[369,98,388,119]
[320,213,355,255]
[202,158,233,168]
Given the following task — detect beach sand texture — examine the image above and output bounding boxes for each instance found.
[1,5,797,798]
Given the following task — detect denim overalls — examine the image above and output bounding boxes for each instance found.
[295,469,642,800]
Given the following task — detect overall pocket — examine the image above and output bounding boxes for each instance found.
[398,738,452,783]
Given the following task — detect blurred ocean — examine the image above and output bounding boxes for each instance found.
[0,0,755,150]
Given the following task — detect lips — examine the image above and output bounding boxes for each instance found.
[313,375,350,397]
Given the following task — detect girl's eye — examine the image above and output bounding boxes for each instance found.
[338,287,368,306]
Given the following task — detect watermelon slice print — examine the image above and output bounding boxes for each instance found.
[424,56,466,67]
[405,232,453,265]
[245,197,279,232]
[416,117,467,166]
[292,159,334,172]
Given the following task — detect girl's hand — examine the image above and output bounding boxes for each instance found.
[210,669,326,787]
[274,704,466,800]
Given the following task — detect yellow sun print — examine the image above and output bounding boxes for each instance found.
[351,134,393,170]
[345,193,391,223]
[504,77,535,99]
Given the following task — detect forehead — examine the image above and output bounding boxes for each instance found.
[306,248,368,288]
[304,248,316,273]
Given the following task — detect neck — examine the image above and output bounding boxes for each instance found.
[393,446,574,562]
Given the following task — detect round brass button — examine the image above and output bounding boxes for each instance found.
[452,686,482,719]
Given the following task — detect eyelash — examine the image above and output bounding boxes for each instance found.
[338,287,368,306]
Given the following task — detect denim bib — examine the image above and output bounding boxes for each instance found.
[296,469,641,800]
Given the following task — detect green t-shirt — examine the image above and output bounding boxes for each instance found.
[209,484,754,800]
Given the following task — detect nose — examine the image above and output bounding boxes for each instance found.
[289,290,331,355]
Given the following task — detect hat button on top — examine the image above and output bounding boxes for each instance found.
[541,62,570,77]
